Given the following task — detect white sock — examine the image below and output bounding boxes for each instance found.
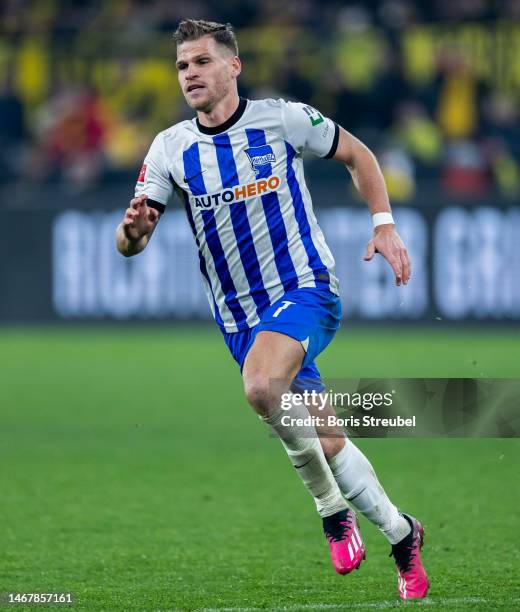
[264,403,347,518]
[328,438,411,544]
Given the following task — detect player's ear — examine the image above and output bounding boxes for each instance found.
[231,55,241,78]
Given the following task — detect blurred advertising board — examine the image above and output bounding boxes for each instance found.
[2,205,519,322]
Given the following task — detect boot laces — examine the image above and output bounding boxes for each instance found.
[323,511,352,543]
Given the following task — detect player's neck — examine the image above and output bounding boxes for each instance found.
[197,92,241,129]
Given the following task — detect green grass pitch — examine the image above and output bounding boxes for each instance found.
[1,327,519,610]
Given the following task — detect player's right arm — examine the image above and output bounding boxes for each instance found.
[116,194,160,257]
[116,131,172,257]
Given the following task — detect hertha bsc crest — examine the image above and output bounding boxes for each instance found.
[245,144,276,174]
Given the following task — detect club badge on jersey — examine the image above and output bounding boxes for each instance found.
[245,144,277,174]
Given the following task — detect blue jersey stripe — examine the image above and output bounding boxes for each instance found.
[245,128,297,292]
[182,192,224,329]
[212,133,240,185]
[285,141,330,288]
[182,142,248,329]
[212,133,271,315]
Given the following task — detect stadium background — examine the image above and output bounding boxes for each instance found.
[1,1,519,610]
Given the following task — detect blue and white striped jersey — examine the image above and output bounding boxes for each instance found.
[135,97,340,333]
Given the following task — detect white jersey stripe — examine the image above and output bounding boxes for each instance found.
[291,158,339,294]
[285,141,332,289]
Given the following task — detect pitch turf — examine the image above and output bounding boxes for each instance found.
[1,327,519,611]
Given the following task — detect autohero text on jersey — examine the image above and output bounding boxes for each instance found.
[189,175,281,209]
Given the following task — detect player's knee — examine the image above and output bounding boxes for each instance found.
[244,375,278,416]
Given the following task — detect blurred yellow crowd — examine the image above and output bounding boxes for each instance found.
[1,0,520,200]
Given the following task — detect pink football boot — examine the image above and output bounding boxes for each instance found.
[323,508,365,574]
[390,514,429,599]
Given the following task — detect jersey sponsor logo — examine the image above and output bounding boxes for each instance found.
[303,105,324,126]
[137,163,147,183]
[190,175,281,209]
[245,144,276,174]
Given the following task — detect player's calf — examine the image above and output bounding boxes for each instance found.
[242,333,347,518]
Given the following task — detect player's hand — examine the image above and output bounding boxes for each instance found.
[363,225,411,286]
[122,194,159,241]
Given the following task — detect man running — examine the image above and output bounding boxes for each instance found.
[116,19,428,600]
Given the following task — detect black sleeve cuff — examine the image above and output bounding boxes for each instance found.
[147,199,166,214]
[324,122,340,159]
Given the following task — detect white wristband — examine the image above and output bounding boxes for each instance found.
[372,212,395,228]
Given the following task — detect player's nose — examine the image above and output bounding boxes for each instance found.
[185,64,199,80]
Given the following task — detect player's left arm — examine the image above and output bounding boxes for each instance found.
[331,126,411,286]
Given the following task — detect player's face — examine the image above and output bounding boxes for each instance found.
[176,36,240,113]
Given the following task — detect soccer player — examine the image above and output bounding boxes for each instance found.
[116,19,429,600]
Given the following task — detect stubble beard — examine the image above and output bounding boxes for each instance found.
[187,79,231,114]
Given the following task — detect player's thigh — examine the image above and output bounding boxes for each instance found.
[242,330,305,412]
[244,330,305,381]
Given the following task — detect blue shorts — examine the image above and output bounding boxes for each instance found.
[222,288,342,392]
